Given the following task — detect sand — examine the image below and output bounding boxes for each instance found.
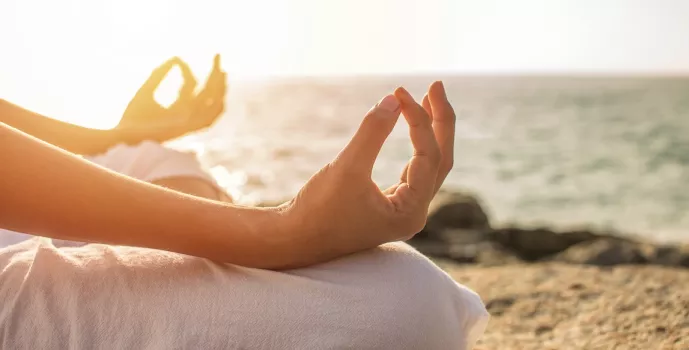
[438,262,689,349]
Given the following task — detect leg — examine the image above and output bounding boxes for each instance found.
[85,140,231,201]
[0,240,488,349]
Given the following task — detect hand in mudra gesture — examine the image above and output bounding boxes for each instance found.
[278,82,455,266]
[118,55,226,136]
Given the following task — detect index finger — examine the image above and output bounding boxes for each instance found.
[138,57,179,95]
[428,81,456,194]
[394,87,441,203]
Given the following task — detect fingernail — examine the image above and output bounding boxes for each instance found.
[377,94,400,112]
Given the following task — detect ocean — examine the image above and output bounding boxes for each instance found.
[172,76,689,243]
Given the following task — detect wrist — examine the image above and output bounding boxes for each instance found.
[251,204,320,269]
[197,203,305,269]
[263,202,353,269]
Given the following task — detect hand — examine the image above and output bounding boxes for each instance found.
[117,55,227,138]
[277,81,455,266]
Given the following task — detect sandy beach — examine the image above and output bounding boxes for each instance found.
[400,190,689,348]
[442,262,688,349]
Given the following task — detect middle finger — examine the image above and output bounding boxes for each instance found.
[427,81,455,194]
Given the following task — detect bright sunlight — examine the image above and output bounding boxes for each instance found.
[0,0,291,128]
[3,0,689,128]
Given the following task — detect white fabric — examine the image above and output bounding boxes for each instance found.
[0,142,489,348]
[0,239,488,349]
[84,141,219,186]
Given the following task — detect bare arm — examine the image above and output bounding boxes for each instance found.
[0,122,287,267]
[0,81,457,270]
[0,55,227,155]
[0,99,190,155]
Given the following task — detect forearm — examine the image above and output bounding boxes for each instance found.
[0,98,123,154]
[0,123,291,268]
[0,99,186,155]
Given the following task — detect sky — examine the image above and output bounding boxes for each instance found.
[1,0,689,127]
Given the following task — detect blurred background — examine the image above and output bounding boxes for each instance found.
[1,0,688,242]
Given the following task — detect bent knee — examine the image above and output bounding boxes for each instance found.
[372,243,489,348]
[292,242,489,349]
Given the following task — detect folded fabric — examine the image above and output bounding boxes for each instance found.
[84,141,220,187]
[0,239,488,349]
[0,141,489,348]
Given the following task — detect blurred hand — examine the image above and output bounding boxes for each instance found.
[117,55,227,137]
[278,81,455,266]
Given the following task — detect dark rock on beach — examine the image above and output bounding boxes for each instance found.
[416,191,491,241]
[259,189,688,268]
[411,190,689,348]
[549,238,648,265]
[406,190,689,268]
[491,227,600,261]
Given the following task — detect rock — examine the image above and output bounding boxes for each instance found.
[471,241,523,265]
[492,228,601,261]
[408,239,452,259]
[409,190,497,262]
[550,238,648,266]
[420,191,491,240]
[264,190,689,269]
[644,245,689,267]
[534,325,553,336]
[448,241,523,265]
[485,296,516,316]
[410,238,522,265]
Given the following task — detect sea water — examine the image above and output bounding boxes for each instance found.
[175,76,689,243]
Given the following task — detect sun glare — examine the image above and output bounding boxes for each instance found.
[0,0,289,129]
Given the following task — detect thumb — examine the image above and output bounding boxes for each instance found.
[336,94,401,173]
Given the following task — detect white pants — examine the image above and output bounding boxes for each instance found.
[0,142,489,349]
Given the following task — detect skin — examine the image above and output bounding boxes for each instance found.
[152,177,232,202]
[117,55,232,200]
[0,55,226,155]
[278,83,456,266]
[0,55,456,269]
[2,55,233,200]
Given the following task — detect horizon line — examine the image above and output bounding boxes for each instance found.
[234,70,689,81]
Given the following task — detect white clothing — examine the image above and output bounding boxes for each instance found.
[0,142,489,349]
